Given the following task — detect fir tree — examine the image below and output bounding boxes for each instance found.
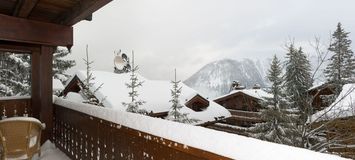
[284,44,313,147]
[250,55,292,145]
[79,45,105,106]
[122,51,147,114]
[53,47,76,83]
[284,45,313,120]
[324,22,355,94]
[0,52,31,96]
[167,69,199,124]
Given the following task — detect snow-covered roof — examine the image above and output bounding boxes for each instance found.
[310,83,355,122]
[54,98,347,160]
[53,78,64,91]
[308,81,336,92]
[215,88,273,101]
[67,70,230,123]
[308,82,326,91]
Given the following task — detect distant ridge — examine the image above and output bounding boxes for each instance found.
[184,58,267,98]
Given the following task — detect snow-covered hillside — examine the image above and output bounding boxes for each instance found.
[184,59,267,98]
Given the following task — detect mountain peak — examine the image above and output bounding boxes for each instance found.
[184,58,267,98]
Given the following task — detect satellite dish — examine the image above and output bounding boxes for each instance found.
[114,55,125,70]
[121,53,128,62]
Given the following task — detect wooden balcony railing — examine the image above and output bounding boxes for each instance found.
[0,96,32,118]
[227,109,262,124]
[53,103,230,160]
[228,109,260,118]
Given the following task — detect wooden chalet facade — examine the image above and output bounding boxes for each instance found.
[312,116,355,159]
[308,83,336,112]
[213,87,268,127]
[214,91,262,112]
[310,83,355,159]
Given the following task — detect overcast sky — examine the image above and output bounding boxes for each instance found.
[67,0,355,81]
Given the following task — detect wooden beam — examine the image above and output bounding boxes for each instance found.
[13,0,39,18]
[39,45,54,143]
[0,41,40,53]
[0,14,73,47]
[55,0,112,26]
[31,49,40,119]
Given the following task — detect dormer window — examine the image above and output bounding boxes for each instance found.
[185,94,209,112]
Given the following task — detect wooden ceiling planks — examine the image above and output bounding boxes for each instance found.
[0,0,16,15]
[12,0,39,18]
[53,0,112,26]
[0,0,112,26]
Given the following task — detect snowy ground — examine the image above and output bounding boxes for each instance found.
[32,141,70,160]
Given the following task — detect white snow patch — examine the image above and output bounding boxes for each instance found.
[0,96,31,100]
[33,140,71,160]
[53,78,64,91]
[308,82,326,91]
[65,92,85,103]
[54,98,348,160]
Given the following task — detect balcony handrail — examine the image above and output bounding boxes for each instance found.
[0,96,31,101]
[54,98,230,160]
[53,97,347,160]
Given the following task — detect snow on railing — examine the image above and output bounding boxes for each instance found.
[0,96,31,100]
[54,98,348,160]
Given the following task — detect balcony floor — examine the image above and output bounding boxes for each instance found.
[32,141,70,160]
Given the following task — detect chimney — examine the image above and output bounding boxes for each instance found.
[252,84,261,89]
[231,81,245,91]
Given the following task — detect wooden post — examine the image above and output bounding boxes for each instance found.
[31,49,41,119]
[39,45,54,143]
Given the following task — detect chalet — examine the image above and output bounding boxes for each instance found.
[310,83,355,159]
[61,70,231,123]
[308,82,336,112]
[214,84,272,124]
[0,1,349,159]
[215,83,270,112]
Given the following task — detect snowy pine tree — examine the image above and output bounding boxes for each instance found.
[122,51,147,114]
[284,44,313,147]
[53,47,76,83]
[0,52,31,96]
[284,45,313,121]
[167,69,199,124]
[79,45,105,106]
[250,55,292,145]
[324,22,355,94]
